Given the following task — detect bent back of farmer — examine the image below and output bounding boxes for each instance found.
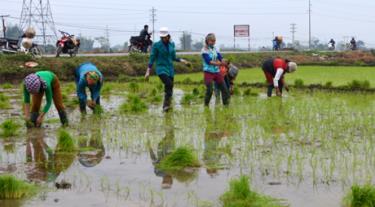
[262,58,297,97]
[75,62,103,114]
[23,71,68,127]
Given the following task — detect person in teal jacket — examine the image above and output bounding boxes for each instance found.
[74,62,103,113]
[145,27,190,112]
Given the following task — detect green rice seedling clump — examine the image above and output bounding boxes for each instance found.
[181,93,195,105]
[343,184,375,207]
[120,94,147,113]
[158,147,200,171]
[0,93,11,109]
[294,79,304,88]
[1,83,13,89]
[56,129,76,153]
[0,175,37,199]
[93,105,104,115]
[220,176,286,207]
[0,119,20,137]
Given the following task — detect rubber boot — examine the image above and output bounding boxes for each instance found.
[267,85,274,97]
[204,84,213,107]
[218,83,230,106]
[79,100,87,114]
[30,112,39,128]
[58,110,69,126]
[163,97,172,112]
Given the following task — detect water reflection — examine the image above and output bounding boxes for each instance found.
[25,128,76,183]
[77,116,105,168]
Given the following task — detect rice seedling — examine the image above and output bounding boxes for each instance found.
[0,175,37,199]
[55,129,76,153]
[0,119,20,137]
[220,176,287,207]
[0,83,13,89]
[343,184,375,207]
[120,94,147,113]
[128,82,140,93]
[0,92,11,109]
[157,146,200,171]
[93,105,104,115]
[294,79,304,88]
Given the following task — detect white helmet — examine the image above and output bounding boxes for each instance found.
[287,62,297,73]
[159,27,169,37]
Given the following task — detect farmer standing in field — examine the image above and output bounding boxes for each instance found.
[23,71,68,127]
[75,62,103,114]
[201,33,230,106]
[145,27,190,112]
[262,58,297,97]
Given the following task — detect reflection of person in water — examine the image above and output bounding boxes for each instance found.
[203,109,236,177]
[25,128,76,182]
[77,117,105,168]
[148,113,175,189]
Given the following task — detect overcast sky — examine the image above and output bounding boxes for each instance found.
[2,0,375,49]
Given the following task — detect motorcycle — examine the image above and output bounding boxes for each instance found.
[0,36,42,58]
[56,30,80,57]
[128,34,152,53]
[328,42,335,51]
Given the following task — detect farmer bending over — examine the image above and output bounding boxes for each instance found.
[75,62,103,114]
[23,71,68,127]
[262,58,297,97]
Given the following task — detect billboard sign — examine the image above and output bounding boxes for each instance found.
[234,25,250,37]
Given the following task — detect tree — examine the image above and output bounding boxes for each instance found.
[94,36,110,52]
[79,36,95,52]
[357,40,365,49]
[192,40,203,51]
[5,24,23,39]
[179,31,192,51]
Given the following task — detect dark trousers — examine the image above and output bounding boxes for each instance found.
[158,74,174,108]
[204,72,230,106]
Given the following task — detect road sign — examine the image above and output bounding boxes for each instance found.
[234,25,250,37]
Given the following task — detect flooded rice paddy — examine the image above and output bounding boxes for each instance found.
[0,83,375,207]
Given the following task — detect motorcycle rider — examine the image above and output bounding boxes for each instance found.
[328,39,335,50]
[350,37,357,50]
[139,25,152,53]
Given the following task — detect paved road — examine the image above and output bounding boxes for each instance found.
[43,50,287,58]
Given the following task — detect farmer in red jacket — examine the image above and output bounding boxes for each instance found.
[262,58,297,97]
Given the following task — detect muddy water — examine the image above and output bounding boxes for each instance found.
[0,87,375,207]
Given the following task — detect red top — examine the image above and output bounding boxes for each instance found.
[273,58,288,71]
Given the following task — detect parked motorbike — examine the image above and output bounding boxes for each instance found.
[0,28,42,58]
[128,34,152,53]
[56,30,80,57]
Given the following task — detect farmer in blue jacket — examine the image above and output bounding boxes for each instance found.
[145,27,190,112]
[75,62,103,113]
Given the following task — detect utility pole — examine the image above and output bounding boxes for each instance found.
[308,0,312,49]
[105,25,110,53]
[0,15,9,38]
[150,7,157,42]
[290,23,296,47]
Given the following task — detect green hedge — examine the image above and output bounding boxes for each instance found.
[1,51,375,83]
